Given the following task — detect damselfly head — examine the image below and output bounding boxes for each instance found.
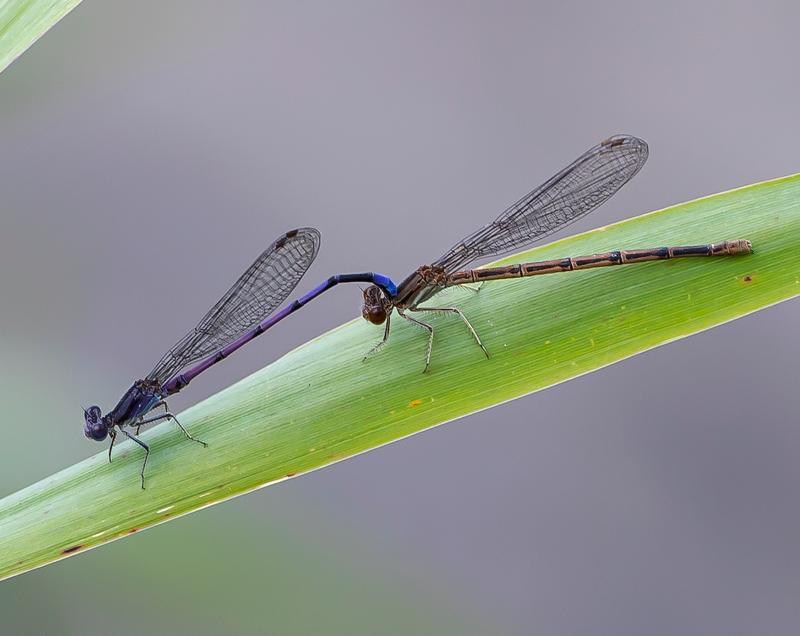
[361,285,388,325]
[83,405,109,441]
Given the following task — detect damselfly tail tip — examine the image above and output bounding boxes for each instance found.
[726,239,753,255]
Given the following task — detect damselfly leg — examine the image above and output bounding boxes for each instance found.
[119,428,150,489]
[363,313,393,361]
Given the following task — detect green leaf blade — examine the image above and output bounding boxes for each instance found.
[0,0,83,74]
[1,173,798,581]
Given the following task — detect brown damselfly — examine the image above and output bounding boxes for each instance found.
[360,135,752,371]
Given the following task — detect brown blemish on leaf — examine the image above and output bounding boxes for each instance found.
[128,528,139,534]
[409,399,423,408]
[61,545,83,554]
[742,274,754,284]
[285,472,296,478]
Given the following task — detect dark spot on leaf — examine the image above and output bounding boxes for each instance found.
[61,545,83,554]
[128,528,139,534]
[743,275,753,283]
[286,472,296,478]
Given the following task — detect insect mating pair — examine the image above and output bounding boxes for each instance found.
[84,135,751,486]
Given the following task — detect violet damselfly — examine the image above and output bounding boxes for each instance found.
[84,228,396,487]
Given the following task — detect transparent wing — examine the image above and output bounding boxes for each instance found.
[433,135,648,274]
[147,227,321,385]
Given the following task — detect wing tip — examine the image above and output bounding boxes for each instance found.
[601,134,649,163]
[275,227,322,252]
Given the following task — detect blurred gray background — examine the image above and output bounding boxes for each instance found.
[1,1,799,634]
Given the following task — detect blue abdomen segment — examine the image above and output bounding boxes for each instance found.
[162,270,399,396]
[333,272,398,298]
[371,273,397,297]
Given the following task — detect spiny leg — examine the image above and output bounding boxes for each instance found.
[398,310,435,373]
[411,306,489,359]
[120,428,150,489]
[363,312,392,361]
[137,407,207,448]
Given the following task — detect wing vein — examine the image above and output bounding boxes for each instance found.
[146,227,321,385]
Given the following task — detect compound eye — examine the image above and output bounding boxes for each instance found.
[366,307,387,325]
[84,419,108,441]
[83,406,108,441]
